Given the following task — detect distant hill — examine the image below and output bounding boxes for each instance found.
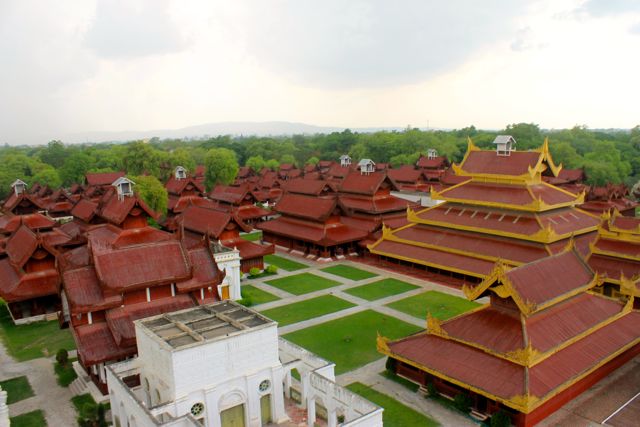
[63,121,423,144]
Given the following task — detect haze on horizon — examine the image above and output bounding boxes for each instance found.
[1,0,639,145]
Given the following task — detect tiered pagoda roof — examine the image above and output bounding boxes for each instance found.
[369,139,600,282]
[378,248,640,417]
[587,210,640,297]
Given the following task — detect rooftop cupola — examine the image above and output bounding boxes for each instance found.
[339,154,352,167]
[11,179,27,196]
[112,177,135,200]
[175,166,187,180]
[493,135,516,156]
[358,159,375,175]
[427,148,438,160]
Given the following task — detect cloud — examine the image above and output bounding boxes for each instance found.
[84,0,188,59]
[632,21,640,33]
[579,0,640,16]
[233,0,528,88]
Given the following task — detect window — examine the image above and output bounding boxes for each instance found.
[191,402,205,417]
[259,379,271,392]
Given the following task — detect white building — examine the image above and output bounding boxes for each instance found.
[210,242,242,301]
[357,159,375,174]
[107,301,383,427]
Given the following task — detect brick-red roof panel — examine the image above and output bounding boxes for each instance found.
[275,194,337,221]
[94,241,191,291]
[85,171,125,186]
[73,323,135,366]
[339,171,397,195]
[176,247,224,292]
[588,254,640,281]
[460,150,541,176]
[63,266,123,313]
[506,250,593,307]
[5,225,38,267]
[71,199,99,223]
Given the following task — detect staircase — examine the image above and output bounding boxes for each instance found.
[69,375,89,396]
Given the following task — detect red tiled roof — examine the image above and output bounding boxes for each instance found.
[176,247,224,292]
[387,166,422,183]
[0,260,60,302]
[62,266,123,313]
[168,195,216,213]
[235,204,271,221]
[393,225,549,264]
[611,215,640,233]
[339,194,409,214]
[0,213,55,234]
[106,295,195,347]
[588,254,640,281]
[258,216,367,245]
[85,171,125,186]
[282,179,335,196]
[165,176,205,196]
[339,171,398,195]
[179,205,251,237]
[460,150,542,176]
[225,239,275,260]
[94,240,191,291]
[5,225,39,267]
[71,199,99,223]
[99,193,158,225]
[594,237,640,258]
[506,249,594,308]
[416,155,449,169]
[274,194,338,221]
[73,323,136,366]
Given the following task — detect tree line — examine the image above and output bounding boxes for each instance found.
[1,123,638,203]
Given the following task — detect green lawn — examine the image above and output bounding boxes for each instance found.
[264,254,307,271]
[0,302,75,361]
[0,376,34,404]
[241,231,263,241]
[240,285,280,305]
[260,295,355,326]
[344,278,419,301]
[9,410,46,427]
[265,273,341,295]
[71,393,96,414]
[386,290,480,321]
[54,358,78,387]
[347,382,439,427]
[283,310,421,374]
[320,265,378,281]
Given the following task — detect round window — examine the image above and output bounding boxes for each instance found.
[259,379,271,392]
[190,402,205,417]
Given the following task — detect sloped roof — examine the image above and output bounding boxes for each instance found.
[339,171,398,195]
[416,155,449,169]
[98,192,158,225]
[257,216,367,245]
[62,266,123,313]
[274,194,338,221]
[71,198,99,223]
[179,205,251,237]
[387,165,422,183]
[85,171,125,186]
[0,213,55,234]
[282,179,336,196]
[165,175,205,196]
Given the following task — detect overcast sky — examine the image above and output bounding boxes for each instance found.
[1,0,639,144]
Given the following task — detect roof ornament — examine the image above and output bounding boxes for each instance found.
[112,177,135,200]
[357,159,375,175]
[11,179,27,196]
[339,154,352,167]
[493,135,516,157]
[175,166,187,180]
[427,148,438,160]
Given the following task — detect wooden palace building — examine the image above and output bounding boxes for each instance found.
[378,248,640,426]
[368,136,601,286]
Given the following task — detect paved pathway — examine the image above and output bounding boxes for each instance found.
[243,253,477,425]
[0,334,77,426]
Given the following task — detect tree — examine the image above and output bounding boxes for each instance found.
[39,140,67,169]
[123,141,161,176]
[60,151,93,186]
[131,175,168,216]
[306,156,320,166]
[280,154,296,166]
[549,141,583,169]
[503,123,542,150]
[265,159,279,171]
[204,148,239,188]
[169,148,196,175]
[583,141,631,185]
[31,165,62,189]
[246,155,266,172]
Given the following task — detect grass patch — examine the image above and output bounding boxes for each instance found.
[347,382,439,427]
[71,393,96,414]
[260,295,355,326]
[241,231,263,241]
[264,254,307,271]
[0,376,34,404]
[240,285,280,305]
[9,410,46,427]
[283,310,421,374]
[0,302,75,361]
[345,278,419,301]
[245,270,277,280]
[265,273,341,295]
[379,370,420,392]
[54,358,78,387]
[386,290,480,321]
[320,265,377,281]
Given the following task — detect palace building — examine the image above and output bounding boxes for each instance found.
[587,210,640,302]
[60,180,227,392]
[378,248,640,426]
[367,137,601,287]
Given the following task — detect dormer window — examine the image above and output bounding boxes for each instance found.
[493,135,516,156]
[358,159,375,175]
[11,179,27,196]
[112,177,135,199]
[175,166,187,180]
[339,154,352,167]
[427,149,438,160]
